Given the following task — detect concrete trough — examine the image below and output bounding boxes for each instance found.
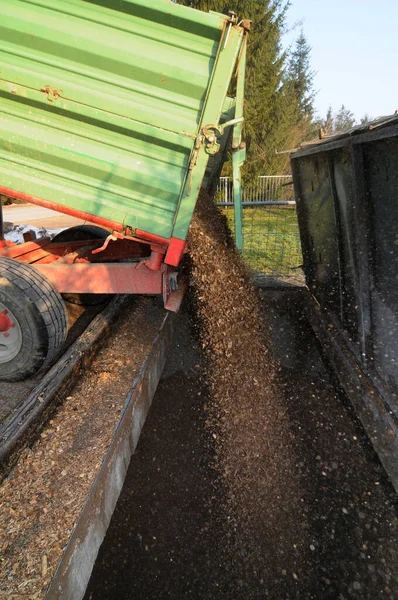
[43,309,175,600]
[1,298,175,599]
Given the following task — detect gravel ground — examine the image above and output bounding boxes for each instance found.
[85,293,398,600]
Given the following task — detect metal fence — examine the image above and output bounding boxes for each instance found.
[215,175,303,279]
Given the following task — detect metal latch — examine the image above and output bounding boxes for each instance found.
[203,127,220,155]
[202,117,244,155]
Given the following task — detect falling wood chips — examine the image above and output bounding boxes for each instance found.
[188,191,308,578]
[0,297,165,599]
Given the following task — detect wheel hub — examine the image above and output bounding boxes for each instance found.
[0,309,14,333]
[0,303,22,364]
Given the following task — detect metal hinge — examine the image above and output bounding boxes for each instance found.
[203,127,220,156]
[186,117,245,194]
[202,117,244,155]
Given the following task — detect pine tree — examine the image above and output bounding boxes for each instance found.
[287,30,316,121]
[360,114,372,125]
[179,0,295,176]
[317,105,357,136]
[334,105,356,132]
[324,106,334,134]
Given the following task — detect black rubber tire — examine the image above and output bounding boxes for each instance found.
[51,225,111,306]
[0,257,68,381]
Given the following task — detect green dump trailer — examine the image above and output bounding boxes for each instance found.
[0,0,249,381]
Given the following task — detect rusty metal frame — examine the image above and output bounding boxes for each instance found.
[292,118,398,494]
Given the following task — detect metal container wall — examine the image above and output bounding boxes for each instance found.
[291,115,398,488]
[0,0,246,251]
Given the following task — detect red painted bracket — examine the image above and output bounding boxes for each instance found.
[164,278,188,313]
[34,263,187,312]
[35,263,164,294]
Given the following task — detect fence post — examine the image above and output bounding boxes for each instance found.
[231,34,247,252]
[232,150,244,251]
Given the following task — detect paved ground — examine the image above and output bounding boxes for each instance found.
[3,204,85,229]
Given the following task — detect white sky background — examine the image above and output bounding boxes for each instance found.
[284,0,398,122]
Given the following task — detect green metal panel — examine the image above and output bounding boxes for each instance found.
[169,23,245,241]
[0,0,246,242]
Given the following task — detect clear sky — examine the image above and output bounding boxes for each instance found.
[284,0,398,122]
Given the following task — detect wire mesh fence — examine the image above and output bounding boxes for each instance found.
[215,176,303,280]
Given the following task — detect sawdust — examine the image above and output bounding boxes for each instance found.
[188,191,306,581]
[0,298,164,598]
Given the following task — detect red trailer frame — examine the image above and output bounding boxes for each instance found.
[0,215,186,314]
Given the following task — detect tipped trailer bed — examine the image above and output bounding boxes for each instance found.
[0,0,249,381]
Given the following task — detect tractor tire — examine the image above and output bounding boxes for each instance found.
[51,225,111,306]
[0,257,68,381]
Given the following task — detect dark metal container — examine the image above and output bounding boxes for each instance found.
[291,115,398,491]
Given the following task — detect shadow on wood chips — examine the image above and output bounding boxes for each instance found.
[85,310,305,600]
[85,193,397,600]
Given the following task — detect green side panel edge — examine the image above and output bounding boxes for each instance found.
[170,25,245,241]
[232,36,247,252]
[0,0,245,242]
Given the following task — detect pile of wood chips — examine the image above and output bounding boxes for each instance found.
[0,298,164,599]
[188,192,306,580]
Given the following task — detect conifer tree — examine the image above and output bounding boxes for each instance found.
[334,105,356,131]
[360,114,372,125]
[287,30,315,121]
[324,106,334,134]
[180,1,316,175]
